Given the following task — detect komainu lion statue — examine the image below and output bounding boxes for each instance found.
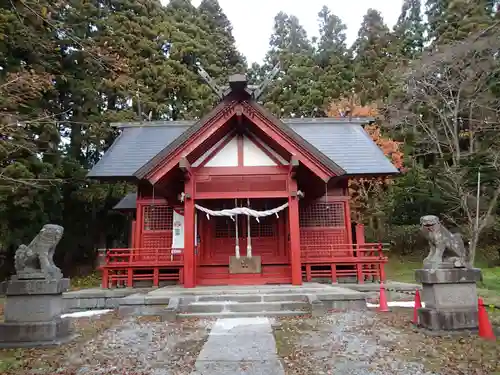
[14,224,64,279]
[420,215,472,269]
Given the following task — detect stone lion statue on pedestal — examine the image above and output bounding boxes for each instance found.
[419,215,472,269]
[14,224,64,280]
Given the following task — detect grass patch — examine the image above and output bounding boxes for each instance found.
[69,272,101,290]
[386,256,500,324]
[481,266,500,293]
[385,256,421,284]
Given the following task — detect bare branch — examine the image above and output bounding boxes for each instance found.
[388,27,500,262]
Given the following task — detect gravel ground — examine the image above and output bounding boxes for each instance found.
[1,304,498,375]
[59,316,214,375]
[0,313,214,375]
[274,311,434,375]
[273,309,500,375]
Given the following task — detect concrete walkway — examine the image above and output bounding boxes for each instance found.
[192,317,285,375]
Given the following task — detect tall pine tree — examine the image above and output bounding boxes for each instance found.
[316,6,352,101]
[352,9,391,104]
[392,0,425,60]
[261,12,324,117]
[426,0,494,45]
[198,0,246,75]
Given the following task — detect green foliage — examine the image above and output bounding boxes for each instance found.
[385,224,426,256]
[393,0,425,60]
[1,0,499,283]
[0,0,245,280]
[70,272,102,290]
[479,266,500,292]
[387,163,447,226]
[426,0,494,45]
[351,9,392,104]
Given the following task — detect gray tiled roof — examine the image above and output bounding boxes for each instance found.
[285,120,399,175]
[87,117,398,178]
[87,124,189,178]
[113,192,137,210]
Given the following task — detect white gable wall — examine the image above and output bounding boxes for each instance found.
[243,135,277,166]
[246,134,289,165]
[193,133,287,168]
[192,132,234,167]
[205,137,239,167]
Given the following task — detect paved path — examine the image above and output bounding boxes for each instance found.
[192,317,285,375]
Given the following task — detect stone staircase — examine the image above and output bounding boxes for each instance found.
[116,283,369,320]
[177,293,311,318]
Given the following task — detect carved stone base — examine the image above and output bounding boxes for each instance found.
[418,308,478,331]
[0,278,73,348]
[6,278,70,295]
[415,268,482,333]
[0,318,74,348]
[229,256,262,274]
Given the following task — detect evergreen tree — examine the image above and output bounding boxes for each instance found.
[393,0,425,60]
[425,0,449,44]
[352,9,391,104]
[261,12,324,117]
[316,6,352,101]
[0,0,247,276]
[268,12,313,57]
[426,0,493,45]
[164,0,245,119]
[198,0,246,74]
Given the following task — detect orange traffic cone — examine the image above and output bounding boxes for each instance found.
[478,297,495,340]
[378,283,390,312]
[412,289,422,325]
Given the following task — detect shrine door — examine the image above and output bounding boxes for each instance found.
[198,199,287,266]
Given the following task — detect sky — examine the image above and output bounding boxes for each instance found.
[162,0,404,64]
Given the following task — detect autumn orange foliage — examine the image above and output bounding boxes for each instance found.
[327,97,404,223]
[327,95,379,118]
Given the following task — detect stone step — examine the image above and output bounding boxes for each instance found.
[180,293,308,306]
[160,287,334,297]
[178,310,310,319]
[181,301,309,314]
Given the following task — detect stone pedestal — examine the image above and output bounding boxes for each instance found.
[415,268,482,332]
[0,278,74,348]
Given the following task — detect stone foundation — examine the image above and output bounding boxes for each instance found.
[0,318,73,348]
[415,268,482,332]
[0,278,74,348]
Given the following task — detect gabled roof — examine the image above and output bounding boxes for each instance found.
[113,192,137,210]
[245,101,345,176]
[87,115,398,179]
[87,123,190,178]
[286,118,398,175]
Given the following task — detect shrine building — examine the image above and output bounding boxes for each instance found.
[87,73,398,288]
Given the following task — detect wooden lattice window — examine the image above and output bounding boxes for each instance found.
[143,205,173,231]
[214,216,236,238]
[299,201,345,228]
[250,216,275,238]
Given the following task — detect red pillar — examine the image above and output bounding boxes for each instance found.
[355,224,366,245]
[289,179,302,286]
[183,179,196,288]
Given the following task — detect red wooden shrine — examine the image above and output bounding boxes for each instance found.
[90,74,395,289]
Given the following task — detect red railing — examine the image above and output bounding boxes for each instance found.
[100,248,184,289]
[300,242,389,283]
[104,247,183,267]
[300,242,389,262]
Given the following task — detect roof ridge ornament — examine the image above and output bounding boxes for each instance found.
[182,53,225,100]
[182,53,280,101]
[252,62,281,101]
